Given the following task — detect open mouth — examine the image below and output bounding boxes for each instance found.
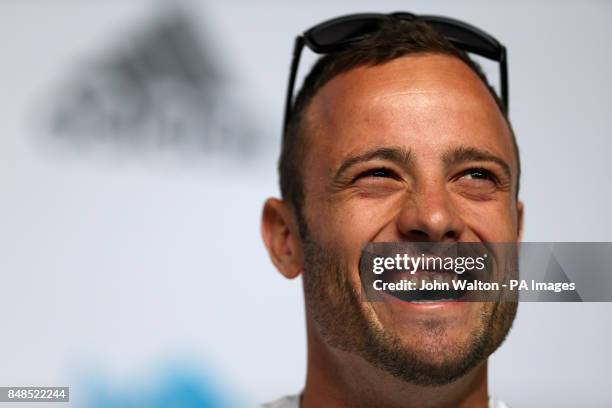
[359,242,495,304]
[381,269,475,303]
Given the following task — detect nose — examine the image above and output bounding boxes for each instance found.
[396,186,466,242]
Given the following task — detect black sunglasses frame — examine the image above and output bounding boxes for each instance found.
[283,12,508,135]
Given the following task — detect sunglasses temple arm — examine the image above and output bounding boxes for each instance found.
[499,46,509,114]
[283,36,306,137]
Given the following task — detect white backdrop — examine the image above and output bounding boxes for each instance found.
[1,1,611,407]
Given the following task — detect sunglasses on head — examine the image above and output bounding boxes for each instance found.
[283,12,508,135]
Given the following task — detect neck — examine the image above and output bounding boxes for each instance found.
[301,318,489,408]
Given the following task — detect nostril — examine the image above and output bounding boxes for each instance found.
[406,229,432,240]
[403,228,458,242]
[444,230,458,239]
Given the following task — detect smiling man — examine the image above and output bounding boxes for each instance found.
[261,14,523,408]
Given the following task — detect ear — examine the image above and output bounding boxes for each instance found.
[516,200,524,242]
[261,198,304,279]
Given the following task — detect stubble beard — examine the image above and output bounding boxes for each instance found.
[300,228,517,386]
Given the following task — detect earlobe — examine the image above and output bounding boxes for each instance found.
[516,200,524,242]
[261,198,303,279]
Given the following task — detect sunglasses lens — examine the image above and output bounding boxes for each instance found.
[308,17,382,51]
[422,19,501,59]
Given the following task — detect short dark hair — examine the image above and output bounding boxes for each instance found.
[279,17,520,215]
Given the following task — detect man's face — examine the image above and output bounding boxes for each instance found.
[298,54,522,384]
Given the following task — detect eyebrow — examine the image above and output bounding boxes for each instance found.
[442,146,512,180]
[332,147,413,183]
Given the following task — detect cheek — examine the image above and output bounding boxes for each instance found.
[305,194,401,281]
[327,193,401,243]
[455,196,518,241]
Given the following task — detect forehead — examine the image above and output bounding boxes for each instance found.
[303,53,515,171]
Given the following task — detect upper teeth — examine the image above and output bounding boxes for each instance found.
[391,272,459,286]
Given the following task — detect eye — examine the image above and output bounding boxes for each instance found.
[459,168,498,183]
[354,167,398,181]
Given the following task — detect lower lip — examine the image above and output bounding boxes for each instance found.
[379,291,468,311]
